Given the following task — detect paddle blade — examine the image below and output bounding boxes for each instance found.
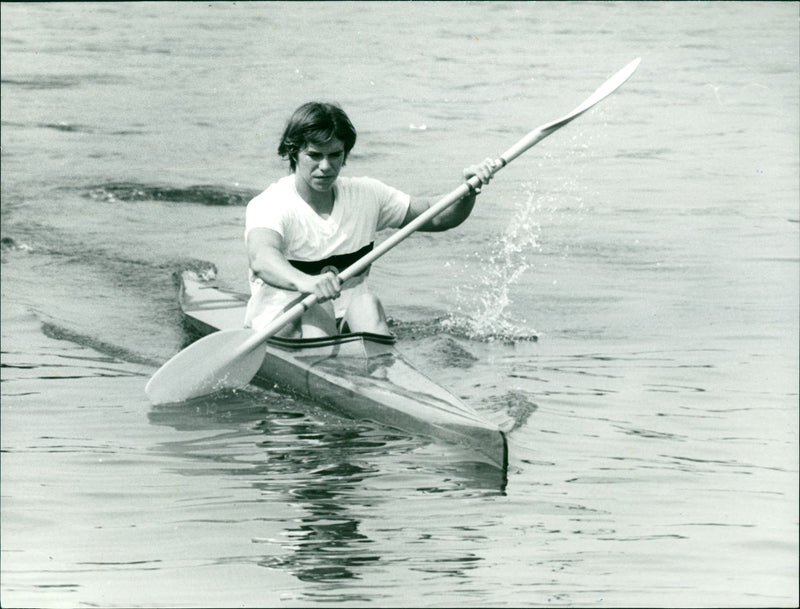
[500,57,641,165]
[145,329,266,405]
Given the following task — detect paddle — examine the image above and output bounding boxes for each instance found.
[145,57,641,405]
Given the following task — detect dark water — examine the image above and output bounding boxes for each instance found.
[2,2,798,607]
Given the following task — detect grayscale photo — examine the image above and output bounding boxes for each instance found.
[1,1,797,607]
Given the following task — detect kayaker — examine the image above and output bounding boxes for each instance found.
[244,101,496,338]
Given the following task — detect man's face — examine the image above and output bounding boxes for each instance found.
[294,138,346,193]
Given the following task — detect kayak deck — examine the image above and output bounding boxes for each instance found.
[178,271,508,469]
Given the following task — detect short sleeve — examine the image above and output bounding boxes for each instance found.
[244,186,287,241]
[360,177,410,230]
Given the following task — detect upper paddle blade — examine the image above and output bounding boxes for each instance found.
[145,329,267,405]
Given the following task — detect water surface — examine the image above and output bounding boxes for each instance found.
[1,2,798,607]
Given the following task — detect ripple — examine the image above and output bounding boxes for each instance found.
[82,182,257,207]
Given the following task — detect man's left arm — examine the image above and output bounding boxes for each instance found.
[401,158,498,232]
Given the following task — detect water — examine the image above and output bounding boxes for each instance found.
[2,2,798,606]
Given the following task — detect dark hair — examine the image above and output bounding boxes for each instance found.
[278,102,357,171]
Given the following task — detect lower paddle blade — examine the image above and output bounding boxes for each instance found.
[145,329,266,405]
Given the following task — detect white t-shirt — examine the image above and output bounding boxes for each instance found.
[244,174,410,328]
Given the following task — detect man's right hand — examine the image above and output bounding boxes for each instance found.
[300,270,341,302]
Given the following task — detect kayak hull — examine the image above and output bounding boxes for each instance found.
[178,272,508,469]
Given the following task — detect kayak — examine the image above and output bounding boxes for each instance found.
[177,271,508,469]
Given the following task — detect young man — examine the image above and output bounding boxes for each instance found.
[244,102,496,338]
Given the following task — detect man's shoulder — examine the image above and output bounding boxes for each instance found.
[247,175,294,208]
[339,175,382,185]
[337,175,393,195]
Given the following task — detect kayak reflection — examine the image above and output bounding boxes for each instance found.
[148,391,507,586]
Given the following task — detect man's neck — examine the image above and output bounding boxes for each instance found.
[294,176,334,217]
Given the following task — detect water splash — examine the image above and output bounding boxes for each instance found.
[0,236,32,253]
[442,187,541,343]
[173,262,217,286]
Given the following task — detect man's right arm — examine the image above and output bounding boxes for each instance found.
[247,227,341,301]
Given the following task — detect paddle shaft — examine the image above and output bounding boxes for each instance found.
[233,58,641,358]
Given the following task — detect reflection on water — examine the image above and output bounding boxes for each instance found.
[258,458,380,586]
[148,387,507,588]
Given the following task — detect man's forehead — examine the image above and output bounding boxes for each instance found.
[304,138,345,153]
